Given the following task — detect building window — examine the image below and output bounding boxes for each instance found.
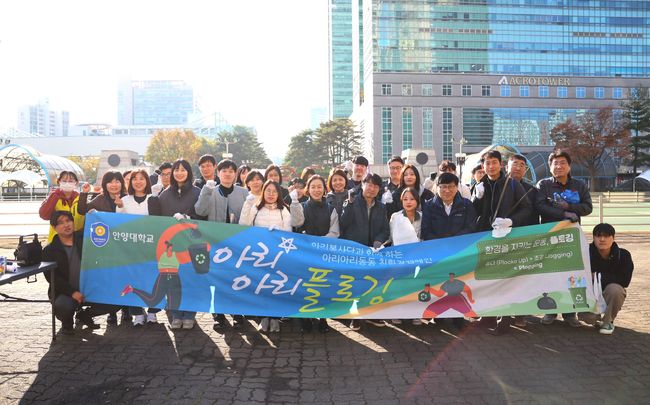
[443,107,453,160]
[500,85,511,97]
[538,86,549,97]
[442,84,452,96]
[613,87,623,99]
[481,85,491,96]
[462,85,472,96]
[576,87,586,98]
[381,107,392,163]
[381,84,392,95]
[402,84,412,96]
[402,107,413,150]
[422,84,433,96]
[595,87,605,99]
[557,87,568,98]
[422,107,433,148]
[520,86,530,97]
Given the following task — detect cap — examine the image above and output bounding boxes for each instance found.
[352,156,369,166]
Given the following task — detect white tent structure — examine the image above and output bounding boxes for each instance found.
[0,169,47,187]
[633,169,650,192]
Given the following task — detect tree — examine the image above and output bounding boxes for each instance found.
[213,126,272,169]
[621,86,650,174]
[315,119,363,168]
[283,129,320,170]
[550,107,631,191]
[66,156,100,183]
[145,129,203,166]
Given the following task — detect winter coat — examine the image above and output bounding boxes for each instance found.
[117,194,159,215]
[339,196,390,247]
[387,185,435,218]
[535,175,592,223]
[421,193,477,240]
[43,231,84,297]
[326,191,348,217]
[239,203,292,231]
[194,184,248,223]
[39,190,84,243]
[290,198,340,238]
[589,242,634,289]
[472,172,532,231]
[157,183,202,219]
[389,210,421,246]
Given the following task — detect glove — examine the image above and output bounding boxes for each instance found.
[151,183,163,196]
[246,193,256,201]
[563,212,579,223]
[492,217,513,229]
[173,213,189,221]
[381,189,393,204]
[289,189,299,202]
[268,224,278,231]
[205,180,217,189]
[474,182,485,199]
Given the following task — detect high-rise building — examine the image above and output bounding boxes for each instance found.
[118,80,194,126]
[17,99,69,137]
[348,0,650,164]
[329,0,355,119]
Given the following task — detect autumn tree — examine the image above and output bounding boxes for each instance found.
[621,86,650,174]
[66,156,100,183]
[145,129,203,166]
[550,107,631,191]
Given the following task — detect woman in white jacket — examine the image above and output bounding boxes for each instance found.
[389,187,423,326]
[239,180,292,332]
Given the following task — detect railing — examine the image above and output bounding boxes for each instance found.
[582,192,650,233]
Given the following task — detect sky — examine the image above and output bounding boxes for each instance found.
[0,0,330,161]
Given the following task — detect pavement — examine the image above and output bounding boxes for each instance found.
[0,234,649,405]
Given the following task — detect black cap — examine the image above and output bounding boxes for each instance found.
[352,156,369,166]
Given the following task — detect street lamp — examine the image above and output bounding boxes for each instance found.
[455,136,467,180]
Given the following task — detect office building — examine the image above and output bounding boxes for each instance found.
[17,99,69,137]
[118,80,195,126]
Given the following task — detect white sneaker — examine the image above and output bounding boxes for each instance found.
[270,318,280,332]
[146,312,158,323]
[170,318,183,329]
[599,322,615,335]
[365,320,386,327]
[541,314,557,325]
[133,315,146,326]
[259,317,270,332]
[182,319,195,329]
[391,319,402,325]
[412,319,423,326]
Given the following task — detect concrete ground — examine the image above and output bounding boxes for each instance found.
[0,234,649,404]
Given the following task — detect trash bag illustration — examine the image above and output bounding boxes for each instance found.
[537,293,557,310]
[188,243,210,274]
[418,283,432,302]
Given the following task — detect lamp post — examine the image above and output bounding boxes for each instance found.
[455,136,467,181]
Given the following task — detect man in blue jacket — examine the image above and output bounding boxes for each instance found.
[421,172,477,240]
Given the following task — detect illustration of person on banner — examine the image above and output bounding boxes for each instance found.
[420,273,477,319]
[119,219,210,322]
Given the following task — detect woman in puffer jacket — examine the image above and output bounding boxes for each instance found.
[385,164,434,219]
[239,180,292,333]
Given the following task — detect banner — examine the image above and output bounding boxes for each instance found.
[80,212,596,319]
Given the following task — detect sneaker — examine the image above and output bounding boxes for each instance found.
[270,318,280,333]
[121,311,133,325]
[259,317,270,332]
[541,314,557,325]
[232,315,244,329]
[513,316,527,328]
[120,285,133,296]
[412,319,423,326]
[349,319,361,331]
[365,319,386,327]
[599,322,615,335]
[78,311,101,330]
[318,318,330,333]
[182,319,195,329]
[391,319,402,325]
[107,312,118,325]
[170,318,183,329]
[564,316,581,328]
[133,315,146,326]
[146,312,158,323]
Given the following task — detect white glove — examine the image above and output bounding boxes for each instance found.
[289,189,299,202]
[492,217,513,229]
[173,213,188,221]
[151,183,163,196]
[474,183,485,199]
[246,193,256,202]
[268,224,278,231]
[205,180,217,189]
[381,189,393,204]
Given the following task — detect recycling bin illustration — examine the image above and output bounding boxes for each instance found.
[568,287,589,309]
[188,243,210,274]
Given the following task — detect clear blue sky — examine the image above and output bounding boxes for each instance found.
[0,0,330,160]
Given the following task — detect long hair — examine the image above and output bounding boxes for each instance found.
[128,169,152,195]
[255,180,287,211]
[244,170,265,190]
[101,171,125,197]
[326,169,348,192]
[399,164,421,190]
[236,165,251,186]
[264,164,283,185]
[170,159,194,188]
[400,186,420,209]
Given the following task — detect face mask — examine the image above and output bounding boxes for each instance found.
[59,182,77,192]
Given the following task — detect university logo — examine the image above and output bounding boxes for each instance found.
[90,222,110,248]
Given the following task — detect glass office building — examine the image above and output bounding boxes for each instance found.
[118,80,194,126]
[349,0,650,163]
[329,0,355,119]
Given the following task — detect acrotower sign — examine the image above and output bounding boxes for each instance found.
[498,76,571,86]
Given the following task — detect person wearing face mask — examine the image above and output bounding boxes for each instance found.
[40,171,85,243]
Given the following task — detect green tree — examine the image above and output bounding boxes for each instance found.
[145,129,203,166]
[621,86,650,174]
[551,107,631,191]
[315,119,362,168]
[283,129,320,170]
[213,126,272,168]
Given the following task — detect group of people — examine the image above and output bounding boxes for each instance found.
[39,148,633,336]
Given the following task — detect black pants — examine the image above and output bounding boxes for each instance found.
[53,295,118,329]
[132,273,182,311]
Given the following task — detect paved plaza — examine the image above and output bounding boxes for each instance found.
[0,234,649,405]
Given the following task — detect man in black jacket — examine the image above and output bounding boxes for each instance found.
[43,211,117,335]
[585,223,634,335]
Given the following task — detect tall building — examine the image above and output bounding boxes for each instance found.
[329,0,354,119]
[348,0,650,164]
[118,80,194,126]
[17,99,69,137]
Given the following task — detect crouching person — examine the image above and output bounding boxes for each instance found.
[581,223,634,335]
[44,211,119,335]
